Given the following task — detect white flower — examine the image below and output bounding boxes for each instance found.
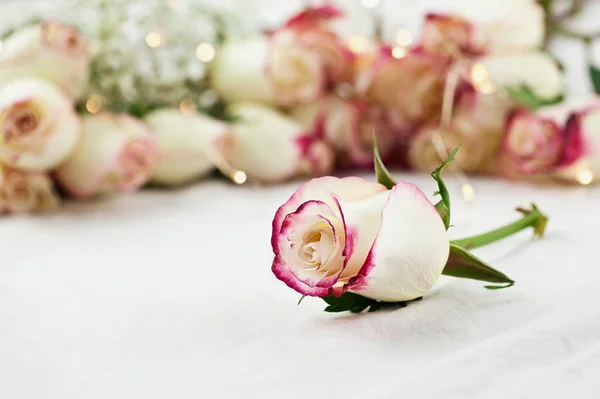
[0,166,60,214]
[271,177,450,301]
[55,112,159,199]
[0,21,90,99]
[144,108,233,186]
[0,78,80,171]
[228,103,334,183]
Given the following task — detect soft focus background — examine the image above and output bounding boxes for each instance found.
[3,0,600,95]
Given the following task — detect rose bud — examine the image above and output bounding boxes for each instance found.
[291,95,396,168]
[55,113,159,199]
[0,21,89,99]
[271,177,449,301]
[0,166,60,214]
[228,103,334,183]
[0,78,81,171]
[211,6,351,107]
[418,13,483,57]
[356,48,448,131]
[144,109,233,186]
[500,110,563,176]
[211,34,324,107]
[408,89,510,173]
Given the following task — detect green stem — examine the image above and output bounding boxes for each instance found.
[451,204,548,250]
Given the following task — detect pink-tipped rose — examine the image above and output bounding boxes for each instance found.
[228,103,334,183]
[419,13,482,58]
[271,177,449,301]
[0,21,89,99]
[55,113,159,199]
[144,109,234,186]
[0,166,60,214]
[356,48,448,132]
[409,89,509,173]
[0,78,81,171]
[500,110,563,176]
[211,6,351,107]
[291,96,396,168]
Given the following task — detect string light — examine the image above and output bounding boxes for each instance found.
[347,35,369,53]
[576,168,594,185]
[179,99,196,115]
[233,171,248,185]
[196,42,216,62]
[361,0,380,9]
[470,63,496,94]
[395,29,413,47]
[145,32,163,48]
[85,94,103,114]
[391,46,407,59]
[461,184,476,203]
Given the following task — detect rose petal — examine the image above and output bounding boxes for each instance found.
[348,182,450,302]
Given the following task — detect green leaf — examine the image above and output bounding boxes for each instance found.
[443,244,515,290]
[373,134,396,190]
[431,146,460,230]
[322,292,422,314]
[506,86,564,111]
[589,64,600,95]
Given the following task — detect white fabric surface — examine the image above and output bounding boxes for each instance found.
[1,174,599,399]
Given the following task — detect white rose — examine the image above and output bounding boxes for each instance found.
[0,21,89,99]
[0,166,60,214]
[211,34,324,107]
[0,78,80,171]
[144,109,233,186]
[271,177,450,301]
[55,113,159,199]
[228,103,334,183]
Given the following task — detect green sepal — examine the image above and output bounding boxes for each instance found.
[589,64,600,95]
[506,86,564,111]
[373,134,396,190]
[443,244,515,290]
[298,295,308,305]
[322,292,422,314]
[431,146,460,230]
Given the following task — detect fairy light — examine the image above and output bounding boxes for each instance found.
[391,46,407,59]
[85,94,103,114]
[145,32,163,48]
[179,99,196,115]
[196,42,216,62]
[461,184,476,203]
[576,168,594,185]
[361,0,380,9]
[233,171,248,185]
[347,35,369,54]
[395,29,413,46]
[470,63,496,94]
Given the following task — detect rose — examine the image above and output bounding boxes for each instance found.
[281,6,353,85]
[408,89,509,173]
[418,13,483,58]
[271,177,450,301]
[211,6,351,107]
[0,166,60,214]
[0,21,89,99]
[500,110,563,176]
[553,101,600,183]
[356,48,448,131]
[0,78,81,171]
[144,109,233,186]
[291,95,396,168]
[55,113,159,199]
[228,103,334,183]
[211,34,324,107]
